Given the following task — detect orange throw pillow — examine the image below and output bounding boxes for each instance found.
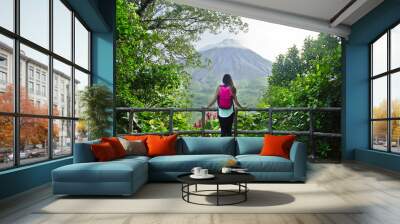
[101,137,127,158]
[260,134,296,159]
[146,134,178,157]
[91,142,117,162]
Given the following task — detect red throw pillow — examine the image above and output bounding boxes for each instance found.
[101,137,127,158]
[146,134,177,157]
[91,142,118,162]
[260,134,296,159]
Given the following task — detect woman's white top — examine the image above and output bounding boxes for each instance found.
[218,104,234,118]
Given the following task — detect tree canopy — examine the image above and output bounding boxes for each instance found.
[261,33,342,108]
[258,33,342,159]
[116,0,247,108]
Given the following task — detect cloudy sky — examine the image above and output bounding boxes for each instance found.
[195,17,319,62]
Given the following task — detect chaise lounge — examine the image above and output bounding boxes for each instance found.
[52,137,307,196]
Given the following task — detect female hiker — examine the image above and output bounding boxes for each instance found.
[207,74,244,136]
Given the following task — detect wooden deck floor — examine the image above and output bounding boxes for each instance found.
[1,162,400,224]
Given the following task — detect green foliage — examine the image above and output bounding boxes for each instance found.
[259,33,342,159]
[116,0,247,133]
[268,46,303,87]
[116,0,190,108]
[80,85,113,140]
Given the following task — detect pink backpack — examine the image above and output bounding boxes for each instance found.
[217,85,233,109]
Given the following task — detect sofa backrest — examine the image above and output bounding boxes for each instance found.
[177,137,235,155]
[74,136,265,162]
[73,140,100,163]
[235,137,263,155]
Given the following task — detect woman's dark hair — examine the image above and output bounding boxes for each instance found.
[222,74,236,94]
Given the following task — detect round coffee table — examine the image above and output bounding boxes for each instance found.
[177,173,255,206]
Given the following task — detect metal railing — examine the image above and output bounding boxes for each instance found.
[116,107,341,159]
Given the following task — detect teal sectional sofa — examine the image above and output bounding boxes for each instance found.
[52,137,307,196]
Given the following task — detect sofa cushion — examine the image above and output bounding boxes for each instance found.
[236,137,263,155]
[149,154,235,172]
[53,159,147,183]
[177,137,235,155]
[236,155,293,172]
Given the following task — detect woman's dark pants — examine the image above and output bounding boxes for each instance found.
[218,113,234,136]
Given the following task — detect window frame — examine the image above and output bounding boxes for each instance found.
[0,0,92,171]
[370,21,400,154]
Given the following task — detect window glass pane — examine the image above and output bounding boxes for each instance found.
[0,35,14,112]
[74,69,89,118]
[0,0,14,31]
[391,72,400,118]
[391,120,400,153]
[372,33,387,76]
[0,116,13,170]
[53,59,72,117]
[20,117,49,165]
[53,119,72,157]
[20,44,49,115]
[53,0,72,60]
[74,18,89,70]
[392,24,400,70]
[372,76,387,119]
[75,120,88,143]
[20,0,49,48]
[372,121,388,151]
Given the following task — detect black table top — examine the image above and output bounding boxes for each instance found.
[177,172,255,185]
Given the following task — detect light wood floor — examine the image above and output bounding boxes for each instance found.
[1,162,400,224]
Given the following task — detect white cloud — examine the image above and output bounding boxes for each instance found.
[195,17,319,62]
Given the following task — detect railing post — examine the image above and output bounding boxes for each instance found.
[234,109,238,137]
[128,111,134,134]
[309,109,315,160]
[169,108,174,135]
[268,107,273,134]
[201,109,206,136]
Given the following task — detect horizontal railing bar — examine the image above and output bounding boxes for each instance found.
[116,107,172,112]
[312,107,341,111]
[175,130,221,135]
[118,132,171,136]
[236,108,268,112]
[236,130,269,134]
[272,130,310,135]
[271,107,310,111]
[314,132,342,137]
[175,130,203,134]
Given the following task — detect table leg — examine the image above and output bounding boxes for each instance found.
[217,184,219,206]
[195,184,198,192]
[187,184,190,202]
[245,183,247,201]
[181,184,183,199]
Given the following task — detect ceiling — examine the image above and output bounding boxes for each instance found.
[172,0,384,38]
